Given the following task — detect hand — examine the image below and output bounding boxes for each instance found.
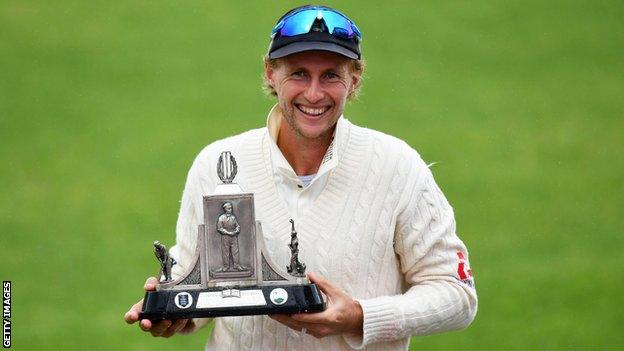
[269,272,363,339]
[123,276,196,337]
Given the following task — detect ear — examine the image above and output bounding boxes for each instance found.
[264,60,275,87]
[349,70,362,94]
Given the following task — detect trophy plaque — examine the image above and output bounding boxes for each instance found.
[139,151,325,320]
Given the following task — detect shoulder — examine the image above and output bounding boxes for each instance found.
[347,120,429,171]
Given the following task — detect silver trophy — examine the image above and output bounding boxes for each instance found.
[140,151,324,320]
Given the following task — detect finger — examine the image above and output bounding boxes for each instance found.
[144,277,159,291]
[124,311,136,324]
[150,320,172,336]
[124,299,145,324]
[269,314,305,331]
[173,319,190,334]
[150,320,172,337]
[166,319,188,337]
[161,319,187,338]
[124,310,138,324]
[179,319,197,334]
[307,272,339,298]
[140,319,153,331]
[268,314,293,324]
[290,310,331,324]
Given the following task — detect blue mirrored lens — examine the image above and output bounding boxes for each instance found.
[321,10,354,38]
[278,9,318,37]
[271,8,361,40]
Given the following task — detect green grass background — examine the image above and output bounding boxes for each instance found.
[1,0,622,350]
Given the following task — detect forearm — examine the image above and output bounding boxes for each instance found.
[348,279,476,347]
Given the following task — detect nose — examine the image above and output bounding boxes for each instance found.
[304,78,324,104]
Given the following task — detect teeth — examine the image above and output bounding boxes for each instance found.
[298,105,327,116]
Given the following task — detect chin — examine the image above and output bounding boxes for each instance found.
[297,125,334,140]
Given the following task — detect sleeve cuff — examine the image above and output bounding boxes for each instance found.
[343,296,400,349]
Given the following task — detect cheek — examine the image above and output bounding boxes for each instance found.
[326,83,351,102]
[277,80,305,98]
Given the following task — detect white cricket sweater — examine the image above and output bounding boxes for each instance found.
[169,116,477,351]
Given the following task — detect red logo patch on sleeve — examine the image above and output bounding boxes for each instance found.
[457,251,474,287]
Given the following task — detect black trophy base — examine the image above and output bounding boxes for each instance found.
[139,283,325,321]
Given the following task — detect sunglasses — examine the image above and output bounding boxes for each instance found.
[271,7,362,41]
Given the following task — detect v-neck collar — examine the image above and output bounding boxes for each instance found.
[265,104,342,185]
[235,110,366,262]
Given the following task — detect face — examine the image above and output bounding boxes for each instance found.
[223,203,232,213]
[265,51,361,142]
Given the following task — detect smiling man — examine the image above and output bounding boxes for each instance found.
[125,5,477,350]
[265,50,360,176]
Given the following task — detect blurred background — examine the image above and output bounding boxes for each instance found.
[1,0,622,350]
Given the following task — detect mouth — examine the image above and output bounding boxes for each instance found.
[295,104,330,118]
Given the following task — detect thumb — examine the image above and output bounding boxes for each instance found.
[307,272,339,298]
[144,276,159,291]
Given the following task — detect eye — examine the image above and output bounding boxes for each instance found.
[291,70,306,78]
[323,72,340,80]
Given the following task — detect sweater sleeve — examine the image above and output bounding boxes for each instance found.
[167,149,216,332]
[344,156,478,349]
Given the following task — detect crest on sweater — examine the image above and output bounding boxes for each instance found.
[456,251,474,288]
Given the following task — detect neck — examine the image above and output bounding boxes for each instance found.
[277,124,334,176]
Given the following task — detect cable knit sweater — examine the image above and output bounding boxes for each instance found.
[168,117,477,351]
